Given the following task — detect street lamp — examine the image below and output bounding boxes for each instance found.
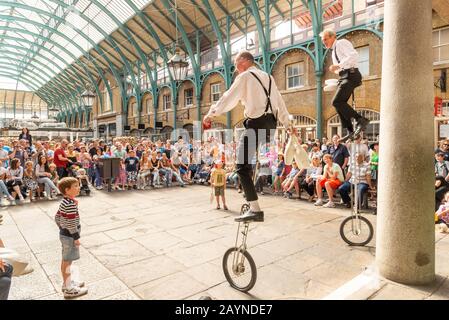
[47,107,58,119]
[81,89,96,108]
[167,0,189,81]
[167,48,189,81]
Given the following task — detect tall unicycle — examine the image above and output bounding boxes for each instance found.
[222,203,257,292]
[339,94,374,246]
[222,158,260,292]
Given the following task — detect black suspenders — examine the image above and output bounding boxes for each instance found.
[333,42,341,64]
[249,71,277,121]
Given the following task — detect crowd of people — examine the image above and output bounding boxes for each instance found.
[0,127,381,212]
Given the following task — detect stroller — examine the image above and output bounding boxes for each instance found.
[77,169,91,196]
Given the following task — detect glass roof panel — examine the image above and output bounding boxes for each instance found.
[0,0,155,91]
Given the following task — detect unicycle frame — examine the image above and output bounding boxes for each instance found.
[349,94,363,235]
[232,221,250,266]
[341,94,373,243]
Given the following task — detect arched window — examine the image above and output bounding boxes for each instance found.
[102,80,111,112]
[327,109,380,142]
[160,125,173,141]
[183,124,193,139]
[130,129,140,137]
[276,115,317,145]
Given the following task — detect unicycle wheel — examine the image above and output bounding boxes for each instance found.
[339,215,374,246]
[222,247,257,292]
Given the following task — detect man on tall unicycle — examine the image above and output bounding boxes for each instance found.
[203,51,290,223]
[320,29,369,142]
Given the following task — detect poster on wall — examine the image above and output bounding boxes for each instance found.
[440,124,449,138]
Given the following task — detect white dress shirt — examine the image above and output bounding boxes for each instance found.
[206,66,291,129]
[332,39,359,70]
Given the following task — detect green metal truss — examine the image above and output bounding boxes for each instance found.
[0,0,384,137]
[0,3,115,112]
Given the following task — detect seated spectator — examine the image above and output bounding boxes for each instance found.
[23,161,39,201]
[315,154,344,208]
[114,159,127,191]
[197,162,212,184]
[272,154,285,194]
[255,159,271,195]
[435,152,449,210]
[436,191,449,233]
[36,156,60,200]
[179,151,190,183]
[338,153,374,209]
[6,158,24,203]
[48,163,59,186]
[149,151,160,187]
[137,152,152,190]
[282,161,302,198]
[0,165,15,206]
[226,163,239,189]
[300,155,323,201]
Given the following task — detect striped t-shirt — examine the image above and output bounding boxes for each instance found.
[55,197,81,240]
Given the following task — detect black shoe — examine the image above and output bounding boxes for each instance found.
[234,210,264,223]
[345,202,352,208]
[355,117,370,133]
[340,131,356,143]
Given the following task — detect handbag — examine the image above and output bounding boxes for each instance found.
[0,247,32,276]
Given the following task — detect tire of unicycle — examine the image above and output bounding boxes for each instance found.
[222,247,257,292]
[339,215,374,246]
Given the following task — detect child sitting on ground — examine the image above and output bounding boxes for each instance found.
[49,163,59,185]
[282,161,303,199]
[23,161,39,201]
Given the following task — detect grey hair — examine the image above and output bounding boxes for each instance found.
[235,51,255,63]
[319,29,336,38]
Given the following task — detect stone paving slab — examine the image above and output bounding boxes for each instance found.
[133,271,210,300]
[112,255,186,287]
[1,185,448,300]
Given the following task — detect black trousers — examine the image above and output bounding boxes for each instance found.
[236,114,276,202]
[300,180,316,197]
[332,69,363,132]
[0,262,12,300]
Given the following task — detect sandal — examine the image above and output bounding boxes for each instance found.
[223,205,229,210]
[216,206,220,210]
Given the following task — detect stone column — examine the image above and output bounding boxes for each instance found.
[376,0,435,284]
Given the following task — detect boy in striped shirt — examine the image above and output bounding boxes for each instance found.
[55,177,88,299]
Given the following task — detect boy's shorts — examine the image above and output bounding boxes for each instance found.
[60,235,80,261]
[214,186,225,196]
[319,178,341,189]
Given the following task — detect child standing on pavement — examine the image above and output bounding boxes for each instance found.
[55,177,88,299]
[210,160,228,210]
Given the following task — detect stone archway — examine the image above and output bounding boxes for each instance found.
[327,109,380,142]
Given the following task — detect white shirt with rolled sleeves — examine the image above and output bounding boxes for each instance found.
[206,66,291,129]
[332,39,359,70]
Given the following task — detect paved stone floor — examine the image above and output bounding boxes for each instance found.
[1,185,448,300]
